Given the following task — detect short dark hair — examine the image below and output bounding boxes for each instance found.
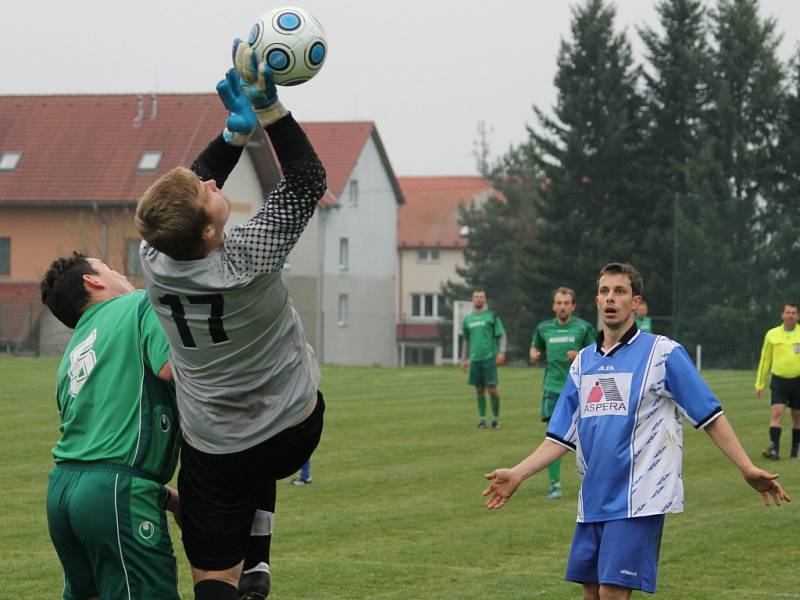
[41,252,96,328]
[597,262,644,297]
[784,303,798,311]
[553,286,576,303]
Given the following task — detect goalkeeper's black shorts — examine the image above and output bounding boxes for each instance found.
[178,391,325,571]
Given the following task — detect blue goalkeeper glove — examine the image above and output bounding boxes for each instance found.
[232,38,288,125]
[216,68,258,146]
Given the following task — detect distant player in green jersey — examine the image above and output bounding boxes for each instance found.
[530,287,596,499]
[41,252,181,600]
[461,289,507,429]
[635,300,653,333]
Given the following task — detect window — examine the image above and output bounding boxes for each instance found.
[348,179,359,207]
[338,294,349,326]
[417,248,440,263]
[0,238,9,274]
[125,239,143,276]
[411,293,446,318]
[137,151,163,171]
[0,151,22,171]
[339,237,349,270]
[404,346,435,365]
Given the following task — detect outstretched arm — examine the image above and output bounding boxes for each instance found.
[221,42,326,273]
[482,439,569,509]
[190,68,258,188]
[704,415,791,506]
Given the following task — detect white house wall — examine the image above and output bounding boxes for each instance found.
[398,247,465,318]
[284,213,321,351]
[322,136,398,366]
[222,156,266,230]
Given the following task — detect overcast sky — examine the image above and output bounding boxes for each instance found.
[3,1,800,175]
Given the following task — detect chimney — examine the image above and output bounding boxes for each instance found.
[150,94,158,120]
[133,95,144,128]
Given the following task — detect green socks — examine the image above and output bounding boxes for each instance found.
[548,458,561,486]
[476,395,487,419]
[490,395,500,419]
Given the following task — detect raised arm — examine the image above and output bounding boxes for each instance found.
[190,68,257,188]
[222,42,327,274]
[224,114,326,273]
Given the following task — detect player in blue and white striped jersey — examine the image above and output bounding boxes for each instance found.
[483,262,790,598]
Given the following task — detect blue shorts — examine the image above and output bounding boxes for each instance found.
[565,514,664,594]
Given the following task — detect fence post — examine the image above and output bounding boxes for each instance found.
[695,344,702,372]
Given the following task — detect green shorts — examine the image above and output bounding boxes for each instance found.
[541,390,561,422]
[469,358,498,388]
[46,462,179,600]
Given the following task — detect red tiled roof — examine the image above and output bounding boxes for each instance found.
[0,94,227,203]
[300,122,372,200]
[397,176,496,248]
[0,95,401,207]
[301,121,403,205]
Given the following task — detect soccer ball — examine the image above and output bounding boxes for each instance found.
[247,6,328,86]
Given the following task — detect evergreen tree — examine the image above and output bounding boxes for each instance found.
[527,0,650,321]
[678,0,786,366]
[441,146,541,359]
[639,0,712,328]
[764,49,800,307]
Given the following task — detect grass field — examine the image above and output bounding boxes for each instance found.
[1,357,799,599]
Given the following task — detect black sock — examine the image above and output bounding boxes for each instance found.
[243,481,276,571]
[769,426,781,452]
[194,579,238,600]
[792,428,800,450]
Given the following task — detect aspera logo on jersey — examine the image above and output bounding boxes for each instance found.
[580,372,632,417]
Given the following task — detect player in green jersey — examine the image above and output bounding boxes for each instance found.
[41,252,181,600]
[461,289,507,429]
[530,287,596,499]
[635,300,653,333]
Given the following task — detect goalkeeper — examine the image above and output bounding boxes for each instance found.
[135,41,325,600]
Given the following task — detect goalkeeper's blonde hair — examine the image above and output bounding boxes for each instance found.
[136,167,210,261]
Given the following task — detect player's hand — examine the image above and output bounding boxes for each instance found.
[232,37,258,84]
[742,465,791,506]
[496,352,505,366]
[232,38,287,125]
[164,484,183,529]
[529,348,540,364]
[482,468,522,509]
[566,350,578,363]
[216,68,257,146]
[461,359,469,373]
[755,389,763,400]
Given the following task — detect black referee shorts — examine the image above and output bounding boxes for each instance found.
[770,376,800,409]
[178,392,324,571]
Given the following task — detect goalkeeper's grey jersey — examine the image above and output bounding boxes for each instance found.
[140,119,326,454]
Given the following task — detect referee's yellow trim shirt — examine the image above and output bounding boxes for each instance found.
[755,324,800,390]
